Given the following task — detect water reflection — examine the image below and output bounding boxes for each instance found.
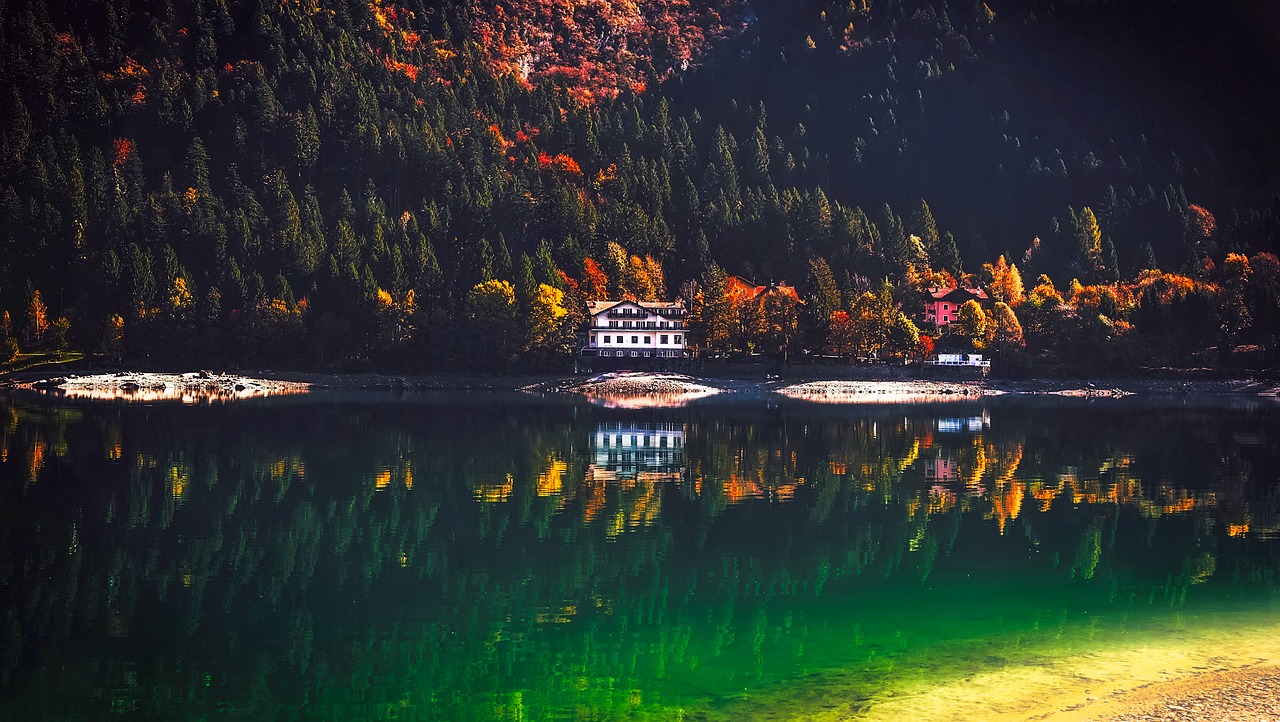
[0,394,1278,720]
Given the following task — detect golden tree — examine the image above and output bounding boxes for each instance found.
[26,289,48,345]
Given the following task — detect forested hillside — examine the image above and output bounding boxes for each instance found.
[2,0,1279,371]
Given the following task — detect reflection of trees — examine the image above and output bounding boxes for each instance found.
[0,398,1277,718]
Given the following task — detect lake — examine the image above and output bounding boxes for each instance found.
[1,390,1277,720]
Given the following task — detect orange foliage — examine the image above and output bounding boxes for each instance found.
[1187,204,1216,240]
[581,258,609,301]
[538,151,582,176]
[101,56,149,82]
[1133,269,1214,306]
[381,54,419,82]
[594,163,618,186]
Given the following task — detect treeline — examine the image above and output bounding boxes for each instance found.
[1,0,1279,371]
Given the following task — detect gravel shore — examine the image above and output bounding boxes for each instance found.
[1051,664,1280,721]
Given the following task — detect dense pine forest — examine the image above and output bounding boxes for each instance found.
[3,0,1280,372]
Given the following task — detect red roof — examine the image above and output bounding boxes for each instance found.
[927,287,988,303]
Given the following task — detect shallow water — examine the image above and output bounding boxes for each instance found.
[0,392,1277,719]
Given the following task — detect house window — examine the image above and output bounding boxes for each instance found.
[660,334,668,345]
[623,321,631,328]
[643,336,651,344]
[609,321,617,328]
[631,336,638,344]
[591,334,597,344]
[674,334,682,344]
[603,335,610,343]
[631,351,638,357]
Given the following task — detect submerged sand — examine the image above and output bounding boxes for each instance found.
[699,605,1280,722]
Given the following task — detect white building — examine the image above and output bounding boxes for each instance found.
[583,299,690,360]
[924,353,990,369]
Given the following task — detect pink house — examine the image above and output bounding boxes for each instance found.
[924,287,989,327]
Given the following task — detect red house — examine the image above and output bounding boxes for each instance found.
[924,287,989,327]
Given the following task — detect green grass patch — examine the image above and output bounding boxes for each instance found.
[1,350,86,373]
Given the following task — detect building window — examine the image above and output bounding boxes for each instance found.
[603,335,610,343]
[631,336,638,344]
[644,351,651,357]
[643,336,651,344]
[609,321,617,328]
[674,334,682,344]
[631,351,638,357]
[660,334,668,345]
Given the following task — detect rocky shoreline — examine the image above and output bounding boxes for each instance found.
[3,369,1278,405]
[1052,664,1280,721]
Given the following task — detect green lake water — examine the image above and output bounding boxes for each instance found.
[0,391,1278,720]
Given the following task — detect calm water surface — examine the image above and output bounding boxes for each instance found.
[0,391,1278,720]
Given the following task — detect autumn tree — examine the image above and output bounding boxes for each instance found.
[757,289,800,360]
[1019,274,1066,350]
[955,299,987,348]
[526,283,572,359]
[991,302,1025,351]
[828,310,856,356]
[848,281,917,359]
[466,279,518,367]
[25,289,48,346]
[982,255,1025,306]
[581,258,609,301]
[695,263,735,354]
[102,314,125,363]
[1073,207,1106,282]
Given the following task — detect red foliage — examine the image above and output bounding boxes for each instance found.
[558,270,581,296]
[581,258,609,301]
[470,0,748,104]
[917,334,936,358]
[538,151,582,176]
[112,138,135,167]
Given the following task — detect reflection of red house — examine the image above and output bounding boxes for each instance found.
[727,276,799,304]
[924,287,988,327]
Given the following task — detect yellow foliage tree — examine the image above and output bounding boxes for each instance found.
[982,255,1024,306]
[526,283,570,353]
[26,290,48,344]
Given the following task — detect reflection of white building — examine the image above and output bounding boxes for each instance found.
[589,422,685,481]
[936,411,990,434]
